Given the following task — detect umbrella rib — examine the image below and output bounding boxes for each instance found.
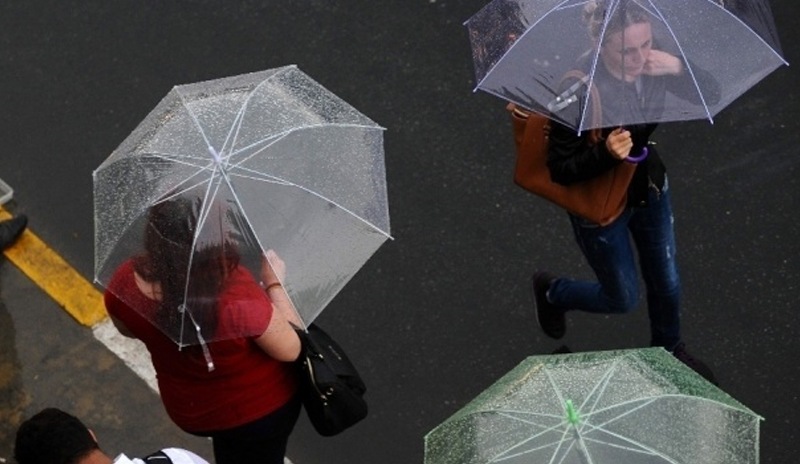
[140,151,214,168]
[494,412,563,430]
[227,130,289,166]
[176,89,222,163]
[543,359,624,420]
[582,393,761,419]
[219,97,250,163]
[642,0,714,123]
[270,174,391,239]
[580,397,659,431]
[577,357,624,420]
[696,0,788,65]
[216,119,394,240]
[489,437,571,463]
[225,169,292,186]
[179,166,222,305]
[194,173,224,236]
[138,158,217,209]
[485,399,701,464]
[575,393,760,458]
[488,421,575,463]
[543,366,567,407]
[221,66,294,160]
[469,0,576,91]
[581,436,661,456]
[213,158,306,328]
[579,0,621,133]
[541,367,583,464]
[476,408,576,463]
[225,163,392,239]
[577,423,682,464]
[493,409,564,421]
[172,165,224,370]
[227,122,383,161]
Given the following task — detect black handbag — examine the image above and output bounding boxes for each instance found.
[294,323,368,436]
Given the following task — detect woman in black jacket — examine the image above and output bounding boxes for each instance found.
[532,0,720,383]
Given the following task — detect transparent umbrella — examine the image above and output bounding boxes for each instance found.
[425,348,762,464]
[465,0,788,132]
[94,65,390,349]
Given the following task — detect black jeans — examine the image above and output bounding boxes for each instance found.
[208,395,302,464]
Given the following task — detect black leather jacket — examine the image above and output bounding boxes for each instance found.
[548,120,662,208]
[547,56,720,208]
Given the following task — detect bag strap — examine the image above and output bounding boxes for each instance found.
[141,451,173,463]
[506,70,603,145]
[561,70,603,145]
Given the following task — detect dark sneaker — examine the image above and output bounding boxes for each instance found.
[0,214,27,250]
[671,342,718,385]
[551,345,572,355]
[532,272,566,339]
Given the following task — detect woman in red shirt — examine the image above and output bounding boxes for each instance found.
[104,196,302,464]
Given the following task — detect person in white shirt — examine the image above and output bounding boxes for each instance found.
[14,408,209,464]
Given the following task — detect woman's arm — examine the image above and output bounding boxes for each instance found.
[253,294,302,362]
[547,121,621,185]
[648,51,722,106]
[253,250,302,362]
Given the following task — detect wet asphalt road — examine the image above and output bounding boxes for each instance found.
[1,1,798,463]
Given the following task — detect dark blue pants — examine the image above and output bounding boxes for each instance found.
[548,178,681,349]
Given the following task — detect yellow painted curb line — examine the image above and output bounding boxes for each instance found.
[0,208,108,327]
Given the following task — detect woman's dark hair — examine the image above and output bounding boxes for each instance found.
[584,0,651,43]
[14,408,99,464]
[133,195,239,344]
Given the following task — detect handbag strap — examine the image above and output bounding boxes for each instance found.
[505,69,602,144]
[141,451,174,463]
[561,70,603,145]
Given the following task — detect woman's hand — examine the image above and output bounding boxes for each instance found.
[606,128,633,160]
[260,249,286,287]
[644,49,683,76]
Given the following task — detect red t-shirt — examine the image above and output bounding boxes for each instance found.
[104,259,297,433]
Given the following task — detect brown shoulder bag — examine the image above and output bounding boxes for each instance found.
[507,71,636,226]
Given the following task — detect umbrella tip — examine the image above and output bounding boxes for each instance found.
[565,399,580,425]
[208,145,222,162]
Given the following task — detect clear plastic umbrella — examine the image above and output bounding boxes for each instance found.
[94,65,390,348]
[465,0,788,132]
[425,348,762,464]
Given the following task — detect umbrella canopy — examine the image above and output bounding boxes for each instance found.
[465,0,788,132]
[94,65,390,346]
[425,348,762,464]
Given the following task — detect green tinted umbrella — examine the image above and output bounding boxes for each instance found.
[425,348,761,464]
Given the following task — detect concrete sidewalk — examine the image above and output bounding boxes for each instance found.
[0,261,215,461]
[0,202,299,463]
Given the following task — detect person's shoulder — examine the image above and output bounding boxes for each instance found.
[222,265,266,298]
[105,258,137,289]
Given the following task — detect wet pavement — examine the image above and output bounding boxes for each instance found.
[1,1,799,463]
[0,255,213,461]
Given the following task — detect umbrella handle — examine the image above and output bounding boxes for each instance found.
[625,146,649,164]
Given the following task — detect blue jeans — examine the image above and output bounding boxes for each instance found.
[548,178,681,349]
